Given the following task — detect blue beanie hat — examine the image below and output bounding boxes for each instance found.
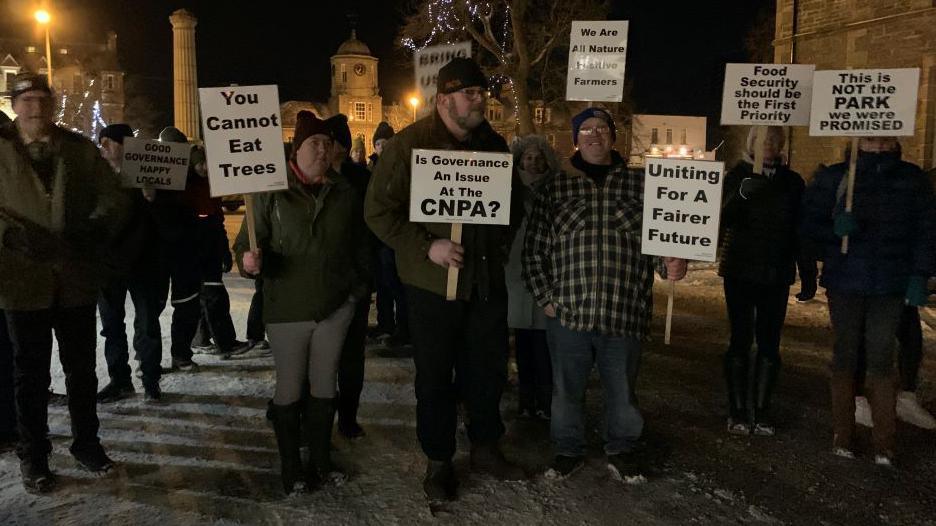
[571,107,616,146]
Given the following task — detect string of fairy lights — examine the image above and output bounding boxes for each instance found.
[54,77,109,139]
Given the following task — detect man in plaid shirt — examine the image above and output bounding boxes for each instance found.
[523,107,687,482]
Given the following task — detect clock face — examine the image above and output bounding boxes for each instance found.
[354,63,366,76]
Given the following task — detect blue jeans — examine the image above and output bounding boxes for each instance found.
[547,318,643,456]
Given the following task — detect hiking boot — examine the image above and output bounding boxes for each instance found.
[727,417,751,435]
[249,339,271,351]
[606,452,646,484]
[855,396,873,427]
[191,343,220,355]
[423,460,457,500]
[224,340,253,357]
[752,422,775,437]
[832,447,855,460]
[469,444,525,480]
[896,391,936,430]
[874,454,895,468]
[71,444,115,473]
[544,455,584,480]
[20,458,56,493]
[143,384,162,403]
[97,381,135,403]
[171,359,199,372]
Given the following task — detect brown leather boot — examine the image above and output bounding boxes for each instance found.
[830,371,856,455]
[866,373,897,464]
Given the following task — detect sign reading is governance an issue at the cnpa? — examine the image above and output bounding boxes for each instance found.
[409,149,512,226]
[198,84,288,197]
[809,68,920,136]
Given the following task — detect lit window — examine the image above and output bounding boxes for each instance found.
[354,102,366,121]
[534,107,544,124]
[650,128,659,144]
[104,74,115,90]
[681,128,687,145]
[666,128,673,145]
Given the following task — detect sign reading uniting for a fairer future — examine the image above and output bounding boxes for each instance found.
[721,63,815,126]
[120,137,190,191]
[566,20,628,102]
[809,68,920,136]
[198,84,289,197]
[641,158,724,262]
[409,149,512,226]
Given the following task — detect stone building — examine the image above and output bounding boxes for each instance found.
[0,32,124,133]
[774,0,936,175]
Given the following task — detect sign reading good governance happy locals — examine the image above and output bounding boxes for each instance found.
[198,84,288,197]
[809,68,920,136]
[566,20,629,102]
[641,158,725,262]
[721,63,815,126]
[120,137,190,191]
[409,149,512,226]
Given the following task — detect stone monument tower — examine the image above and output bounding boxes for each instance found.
[329,29,382,154]
[169,9,200,140]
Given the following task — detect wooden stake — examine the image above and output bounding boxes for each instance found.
[445,223,463,301]
[244,193,258,252]
[841,137,859,254]
[664,280,676,345]
[752,125,767,175]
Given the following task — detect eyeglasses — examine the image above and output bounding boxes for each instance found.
[578,125,611,137]
[458,88,486,100]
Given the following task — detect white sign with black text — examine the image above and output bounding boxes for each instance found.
[721,63,815,126]
[809,68,920,136]
[409,149,512,226]
[413,42,473,119]
[566,20,629,102]
[198,84,288,197]
[120,137,190,191]
[642,158,725,262]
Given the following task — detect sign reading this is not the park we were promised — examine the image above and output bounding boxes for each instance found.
[409,149,512,226]
[809,68,920,136]
[642,158,725,262]
[120,137,190,191]
[199,84,288,197]
[566,20,628,102]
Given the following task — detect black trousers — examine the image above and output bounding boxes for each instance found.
[856,305,923,393]
[246,278,265,341]
[723,277,790,365]
[7,305,101,461]
[98,274,163,387]
[407,285,508,461]
[515,328,552,412]
[154,238,202,363]
[192,219,238,352]
[0,309,15,441]
[376,245,408,332]
[337,295,371,421]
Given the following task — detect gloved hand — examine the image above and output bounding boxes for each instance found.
[796,278,817,302]
[222,249,234,273]
[906,275,928,307]
[833,212,858,237]
[739,176,768,199]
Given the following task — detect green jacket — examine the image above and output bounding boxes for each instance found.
[0,121,127,311]
[365,110,517,301]
[234,167,371,324]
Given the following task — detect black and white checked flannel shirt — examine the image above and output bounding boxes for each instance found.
[522,155,661,338]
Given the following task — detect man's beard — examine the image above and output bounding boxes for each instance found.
[447,100,485,131]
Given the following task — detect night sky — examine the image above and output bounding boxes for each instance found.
[1,0,766,144]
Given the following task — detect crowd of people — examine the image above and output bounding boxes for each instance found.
[0,56,933,500]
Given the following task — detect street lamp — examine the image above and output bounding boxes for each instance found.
[408,96,420,122]
[34,9,52,85]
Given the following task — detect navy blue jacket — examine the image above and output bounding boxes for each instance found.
[801,151,935,295]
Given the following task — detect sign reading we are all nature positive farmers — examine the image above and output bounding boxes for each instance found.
[566,20,628,102]
[809,68,920,136]
[198,84,288,197]
[120,137,190,191]
[721,63,815,126]
[641,158,725,262]
[409,149,512,226]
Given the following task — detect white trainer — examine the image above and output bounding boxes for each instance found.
[896,391,936,430]
[854,396,873,427]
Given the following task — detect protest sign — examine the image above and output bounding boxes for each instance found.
[641,158,724,262]
[414,42,472,119]
[409,148,512,300]
[721,63,814,126]
[809,68,920,136]
[566,20,628,102]
[120,137,190,191]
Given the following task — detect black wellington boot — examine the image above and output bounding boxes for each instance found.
[270,401,304,495]
[304,396,345,486]
[752,356,781,436]
[724,354,750,435]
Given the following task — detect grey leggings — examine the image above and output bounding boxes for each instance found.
[268,298,356,404]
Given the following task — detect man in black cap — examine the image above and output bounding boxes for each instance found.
[365,57,524,501]
[0,72,126,491]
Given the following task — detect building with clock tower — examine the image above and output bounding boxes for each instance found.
[328,29,382,151]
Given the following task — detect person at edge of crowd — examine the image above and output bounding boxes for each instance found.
[325,113,374,440]
[350,134,367,166]
[0,72,127,492]
[0,109,15,454]
[801,136,935,467]
[522,107,688,483]
[854,304,936,430]
[717,126,816,437]
[367,121,411,348]
[95,123,164,403]
[507,135,558,421]
[187,145,252,358]
[365,57,526,502]
[235,111,371,495]
[147,126,207,378]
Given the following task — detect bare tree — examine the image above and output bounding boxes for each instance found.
[399,0,608,136]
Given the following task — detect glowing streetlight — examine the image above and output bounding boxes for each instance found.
[408,96,420,122]
[34,9,53,85]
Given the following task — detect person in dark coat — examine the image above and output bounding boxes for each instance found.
[0,109,14,453]
[801,136,935,466]
[718,126,815,436]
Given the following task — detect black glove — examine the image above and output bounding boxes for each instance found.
[739,176,768,199]
[796,278,817,302]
